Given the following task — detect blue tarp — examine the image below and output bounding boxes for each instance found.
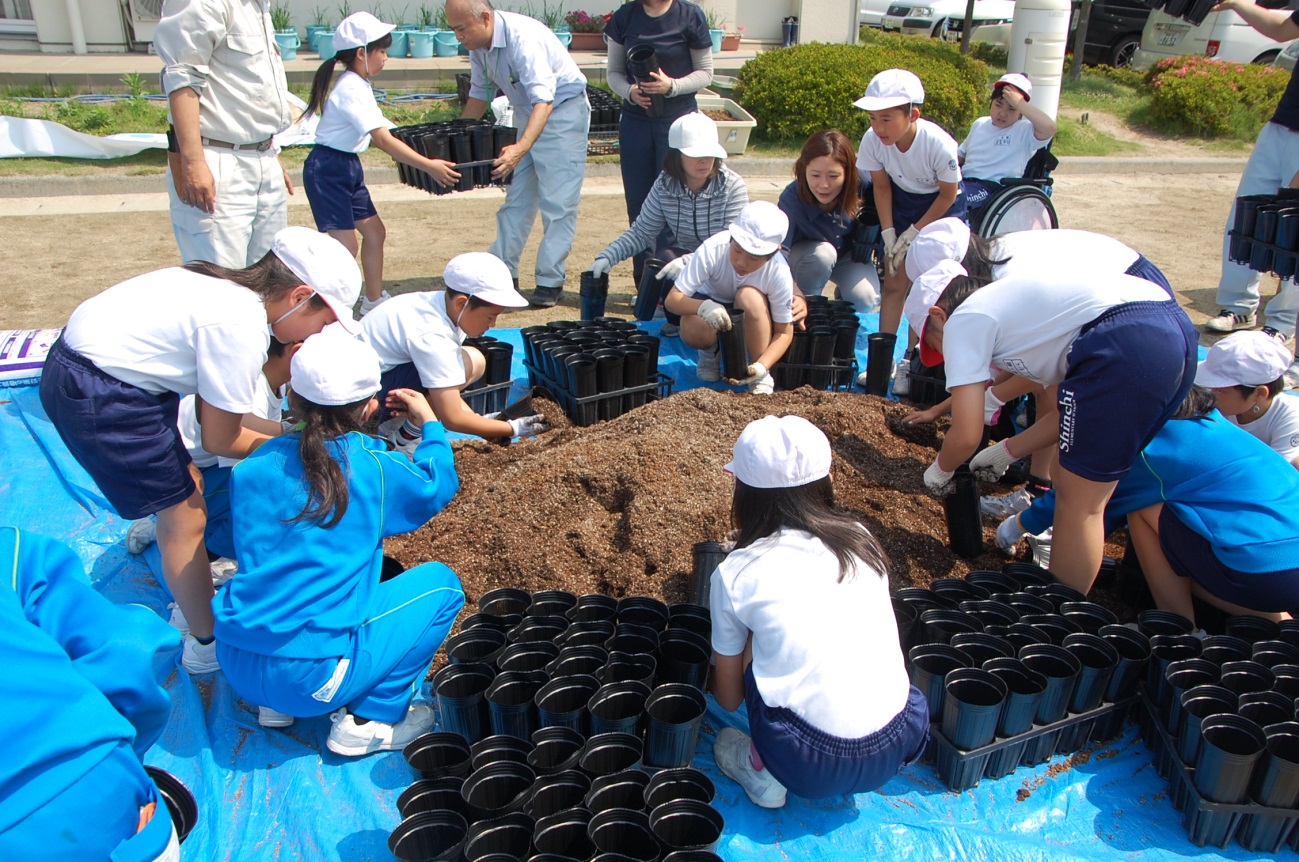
[0,322,1276,862]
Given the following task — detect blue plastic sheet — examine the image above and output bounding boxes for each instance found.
[0,324,1269,862]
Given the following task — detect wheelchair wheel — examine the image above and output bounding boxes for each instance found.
[973,185,1058,237]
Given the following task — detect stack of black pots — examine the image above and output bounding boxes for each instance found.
[388,589,724,862]
[1227,189,1299,279]
[586,85,623,156]
[390,119,517,195]
[1139,613,1299,851]
[462,336,515,415]
[773,295,859,391]
[1147,0,1221,28]
[520,320,667,427]
[894,562,1144,792]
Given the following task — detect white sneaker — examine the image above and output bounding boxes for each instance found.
[1204,309,1256,333]
[209,557,237,587]
[326,704,437,757]
[748,372,775,395]
[181,635,220,674]
[979,487,1034,519]
[1285,359,1299,391]
[714,727,786,808]
[125,518,157,555]
[892,356,911,397]
[1027,527,1053,569]
[856,369,871,388]
[258,706,295,728]
[360,290,391,316]
[696,344,722,383]
[1261,326,1296,351]
[167,602,189,635]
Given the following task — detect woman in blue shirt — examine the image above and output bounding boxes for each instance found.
[777,129,880,314]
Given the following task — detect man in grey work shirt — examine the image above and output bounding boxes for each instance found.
[155,0,295,269]
[447,0,591,307]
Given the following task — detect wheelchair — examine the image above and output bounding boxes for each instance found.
[967,146,1060,237]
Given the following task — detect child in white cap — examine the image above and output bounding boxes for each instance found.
[39,225,361,675]
[710,415,927,808]
[854,68,964,341]
[1198,330,1299,465]
[958,73,1056,225]
[215,326,464,747]
[664,200,797,394]
[362,252,548,443]
[303,11,461,314]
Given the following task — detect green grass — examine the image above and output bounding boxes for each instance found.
[1058,72,1148,117]
[1051,116,1142,157]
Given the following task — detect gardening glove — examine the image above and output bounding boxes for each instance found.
[656,255,690,281]
[881,227,898,275]
[970,439,1017,483]
[697,299,732,332]
[591,257,612,278]
[983,387,1007,425]
[888,225,920,275]
[737,362,768,384]
[924,458,956,496]
[508,415,549,438]
[996,514,1028,555]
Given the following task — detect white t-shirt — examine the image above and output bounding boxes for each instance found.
[177,376,285,470]
[62,267,269,414]
[942,272,1171,389]
[1230,395,1299,463]
[959,116,1051,182]
[710,529,910,738]
[674,231,796,324]
[361,291,467,389]
[313,70,393,153]
[991,230,1141,279]
[856,119,962,196]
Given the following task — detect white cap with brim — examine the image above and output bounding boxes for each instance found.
[444,252,529,308]
[995,72,1033,101]
[728,201,789,257]
[906,259,966,341]
[669,112,728,160]
[854,68,925,112]
[1196,330,1293,388]
[725,415,832,489]
[906,218,971,283]
[291,324,382,406]
[334,11,395,51]
[271,226,363,335]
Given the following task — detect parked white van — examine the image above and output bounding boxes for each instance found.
[1131,1,1299,69]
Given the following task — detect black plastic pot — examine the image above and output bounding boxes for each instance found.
[625,44,667,118]
[1098,624,1151,702]
[893,599,920,654]
[549,645,610,680]
[719,310,748,382]
[1199,634,1252,668]
[1002,562,1053,588]
[462,613,514,633]
[1063,632,1119,714]
[569,594,619,624]
[405,731,474,780]
[645,768,717,811]
[600,651,658,688]
[1018,643,1082,724]
[662,852,724,862]
[560,621,618,650]
[1238,690,1294,730]
[908,643,973,716]
[690,543,727,608]
[463,810,535,861]
[588,808,661,861]
[644,684,708,768]
[461,761,537,823]
[1025,583,1087,611]
[1138,608,1195,638]
[862,332,896,396]
[471,734,535,772]
[435,662,498,744]
[566,355,598,399]
[633,259,665,322]
[447,627,509,666]
[529,590,579,618]
[532,807,596,859]
[581,271,610,320]
[649,800,724,854]
[606,623,660,657]
[1004,622,1052,651]
[1177,684,1238,767]
[398,776,467,819]
[895,587,957,613]
[1252,639,1299,669]
[656,628,711,689]
[832,318,860,361]
[593,348,627,420]
[667,603,711,640]
[966,570,1019,595]
[481,588,531,619]
[525,768,592,820]
[1060,601,1118,635]
[498,641,562,675]
[389,810,469,862]
[1227,615,1281,645]
[486,671,547,740]
[627,335,661,384]
[618,596,670,631]
[958,600,1020,630]
[1220,659,1277,698]
[951,632,1015,667]
[1274,664,1299,698]
[1017,613,1080,646]
[932,578,991,604]
[579,733,645,777]
[535,675,601,736]
[1147,634,1203,709]
[918,608,981,645]
[144,765,198,845]
[1239,722,1299,851]
[623,345,652,409]
[1002,592,1054,616]
[941,667,1008,750]
[1162,657,1220,735]
[588,680,652,737]
[982,657,1047,738]
[586,768,651,814]
[1194,714,1268,804]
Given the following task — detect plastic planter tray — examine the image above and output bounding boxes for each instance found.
[929,695,1138,793]
[588,123,620,156]
[1226,230,1299,276]
[696,96,757,156]
[462,379,512,415]
[773,358,858,392]
[524,360,673,427]
[1137,698,1299,851]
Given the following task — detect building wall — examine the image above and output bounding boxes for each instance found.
[33,0,128,53]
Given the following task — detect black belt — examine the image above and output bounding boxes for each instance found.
[201,136,274,151]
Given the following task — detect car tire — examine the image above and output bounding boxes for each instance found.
[1109,34,1141,67]
[1253,49,1280,65]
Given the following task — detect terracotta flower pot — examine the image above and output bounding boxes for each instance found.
[721,34,740,50]
[569,31,606,51]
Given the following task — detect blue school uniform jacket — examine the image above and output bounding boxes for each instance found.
[216,424,459,658]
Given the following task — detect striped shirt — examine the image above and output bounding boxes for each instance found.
[598,165,749,264]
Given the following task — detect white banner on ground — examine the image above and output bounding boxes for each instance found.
[0,116,165,159]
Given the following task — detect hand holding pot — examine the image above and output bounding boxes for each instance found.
[424,158,461,189]
[492,143,526,180]
[924,458,956,496]
[697,300,732,332]
[887,225,920,276]
[591,257,612,278]
[656,255,689,281]
[729,361,767,386]
[969,439,1017,482]
[995,514,1028,555]
[636,68,672,95]
[385,388,436,428]
[790,292,808,328]
[509,414,549,438]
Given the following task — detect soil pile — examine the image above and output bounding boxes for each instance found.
[387,388,1013,609]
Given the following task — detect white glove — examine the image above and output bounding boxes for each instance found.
[697,299,732,331]
[996,514,1028,555]
[508,414,549,438]
[924,458,956,496]
[970,439,1017,482]
[656,255,690,281]
[983,388,1007,425]
[740,362,768,384]
[887,225,920,275]
[880,227,898,275]
[591,257,612,278]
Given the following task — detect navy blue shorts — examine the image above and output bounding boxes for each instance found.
[1125,254,1174,298]
[962,178,1001,224]
[1160,506,1299,614]
[744,664,930,799]
[38,338,194,520]
[1056,300,1197,482]
[376,362,425,421]
[891,183,967,234]
[304,145,378,232]
[201,464,235,559]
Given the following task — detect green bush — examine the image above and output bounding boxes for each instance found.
[734,35,986,144]
[1143,54,1289,138]
[1084,63,1144,89]
[968,41,1008,69]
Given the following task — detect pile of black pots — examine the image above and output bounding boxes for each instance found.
[587,86,623,156]
[391,119,517,195]
[520,320,667,426]
[1140,612,1299,851]
[1228,190,1299,279]
[462,336,515,415]
[1149,0,1228,28]
[144,765,198,845]
[388,589,724,862]
[773,295,860,392]
[895,563,1145,791]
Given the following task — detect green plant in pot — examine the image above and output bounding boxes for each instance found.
[702,6,725,53]
[271,3,293,33]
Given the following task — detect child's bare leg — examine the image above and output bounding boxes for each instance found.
[680,314,719,350]
[879,269,909,336]
[156,482,215,639]
[734,287,773,363]
[1049,467,1117,595]
[354,215,387,302]
[1128,503,1197,624]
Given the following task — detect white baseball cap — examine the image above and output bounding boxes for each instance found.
[334,11,395,51]
[725,415,832,489]
[668,112,728,160]
[271,226,363,335]
[906,259,966,340]
[995,73,1033,101]
[444,252,529,308]
[291,324,381,406]
[728,201,789,257]
[1196,330,1293,388]
[905,218,972,283]
[854,69,925,112]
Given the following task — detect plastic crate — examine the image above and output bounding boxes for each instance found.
[773,358,857,392]
[462,379,512,415]
[588,123,620,156]
[524,360,672,427]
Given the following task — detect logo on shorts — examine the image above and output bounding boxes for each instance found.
[1059,390,1076,453]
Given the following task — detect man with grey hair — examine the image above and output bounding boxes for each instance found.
[446,0,591,307]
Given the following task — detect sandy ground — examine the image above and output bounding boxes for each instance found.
[0,166,1275,335]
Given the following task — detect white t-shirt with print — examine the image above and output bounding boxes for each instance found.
[674,230,795,324]
[361,291,467,390]
[959,116,1051,181]
[856,118,962,195]
[314,70,393,153]
[1230,394,1299,463]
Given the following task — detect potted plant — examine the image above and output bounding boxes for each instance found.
[538,0,572,48]
[563,9,611,52]
[703,7,725,53]
[721,24,743,51]
[271,5,301,59]
[306,6,332,51]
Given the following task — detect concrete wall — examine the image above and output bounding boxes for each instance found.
[33,0,128,53]
[795,0,859,44]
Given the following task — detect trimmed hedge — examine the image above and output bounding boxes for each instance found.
[1144,54,1289,138]
[734,33,987,144]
